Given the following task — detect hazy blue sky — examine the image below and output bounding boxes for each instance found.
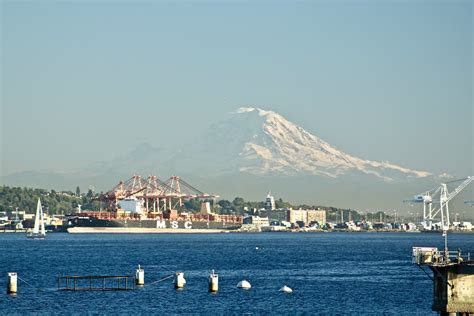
[1,1,472,179]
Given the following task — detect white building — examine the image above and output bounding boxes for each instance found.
[265,192,276,211]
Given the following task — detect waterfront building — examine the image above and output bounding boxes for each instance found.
[259,208,326,227]
[265,192,276,211]
[307,209,326,226]
[243,216,270,227]
[259,209,288,223]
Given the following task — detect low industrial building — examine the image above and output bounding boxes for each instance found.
[259,208,326,226]
[243,216,270,226]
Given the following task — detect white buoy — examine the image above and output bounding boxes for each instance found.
[135,265,144,286]
[255,247,259,250]
[208,270,218,292]
[237,280,251,289]
[173,272,186,289]
[7,272,17,294]
[279,285,293,293]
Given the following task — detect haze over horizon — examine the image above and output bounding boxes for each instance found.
[1,1,473,210]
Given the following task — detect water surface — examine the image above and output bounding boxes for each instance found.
[1,232,473,314]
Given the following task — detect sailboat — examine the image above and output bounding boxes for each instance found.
[27,198,46,239]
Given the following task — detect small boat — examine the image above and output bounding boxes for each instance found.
[27,198,46,239]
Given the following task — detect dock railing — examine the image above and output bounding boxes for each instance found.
[412,247,472,266]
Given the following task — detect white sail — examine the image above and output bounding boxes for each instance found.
[33,198,41,234]
[39,201,45,236]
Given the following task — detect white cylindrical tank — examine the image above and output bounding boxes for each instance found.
[279,285,293,293]
[7,272,17,294]
[174,272,186,289]
[135,265,144,286]
[237,280,251,289]
[208,270,218,292]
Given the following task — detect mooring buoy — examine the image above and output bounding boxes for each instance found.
[173,272,186,289]
[237,280,251,289]
[279,285,293,293]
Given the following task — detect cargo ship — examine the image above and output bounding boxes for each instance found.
[65,199,243,233]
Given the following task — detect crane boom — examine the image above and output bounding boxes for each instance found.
[443,176,473,206]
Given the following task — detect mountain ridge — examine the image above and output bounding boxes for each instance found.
[175,107,432,182]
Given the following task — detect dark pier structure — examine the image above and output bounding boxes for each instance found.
[413,247,474,315]
[57,275,136,291]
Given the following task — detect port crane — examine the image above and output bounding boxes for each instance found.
[404,176,473,230]
[404,188,440,230]
[406,176,473,260]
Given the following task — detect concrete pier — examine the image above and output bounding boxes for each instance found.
[430,262,474,313]
[413,247,474,314]
[7,272,17,294]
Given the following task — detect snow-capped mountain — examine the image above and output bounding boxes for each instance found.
[170,107,431,182]
[2,106,442,209]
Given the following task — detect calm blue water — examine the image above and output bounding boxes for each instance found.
[1,232,473,314]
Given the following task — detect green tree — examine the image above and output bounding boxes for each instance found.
[76,186,81,196]
[218,199,232,210]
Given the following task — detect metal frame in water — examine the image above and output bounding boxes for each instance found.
[57,275,136,291]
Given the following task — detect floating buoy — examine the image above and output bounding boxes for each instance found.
[255,247,259,250]
[279,285,293,293]
[173,272,186,289]
[237,280,251,289]
[7,272,17,294]
[208,270,218,292]
[135,265,144,286]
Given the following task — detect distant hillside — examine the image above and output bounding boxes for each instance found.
[0,186,99,215]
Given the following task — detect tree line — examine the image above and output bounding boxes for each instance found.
[0,186,101,215]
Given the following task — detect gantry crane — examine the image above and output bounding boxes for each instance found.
[404,188,440,230]
[405,176,473,258]
[404,176,473,230]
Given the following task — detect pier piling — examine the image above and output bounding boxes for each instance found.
[135,265,144,286]
[208,270,218,292]
[7,272,17,294]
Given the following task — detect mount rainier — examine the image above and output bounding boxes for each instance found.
[170,107,431,182]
